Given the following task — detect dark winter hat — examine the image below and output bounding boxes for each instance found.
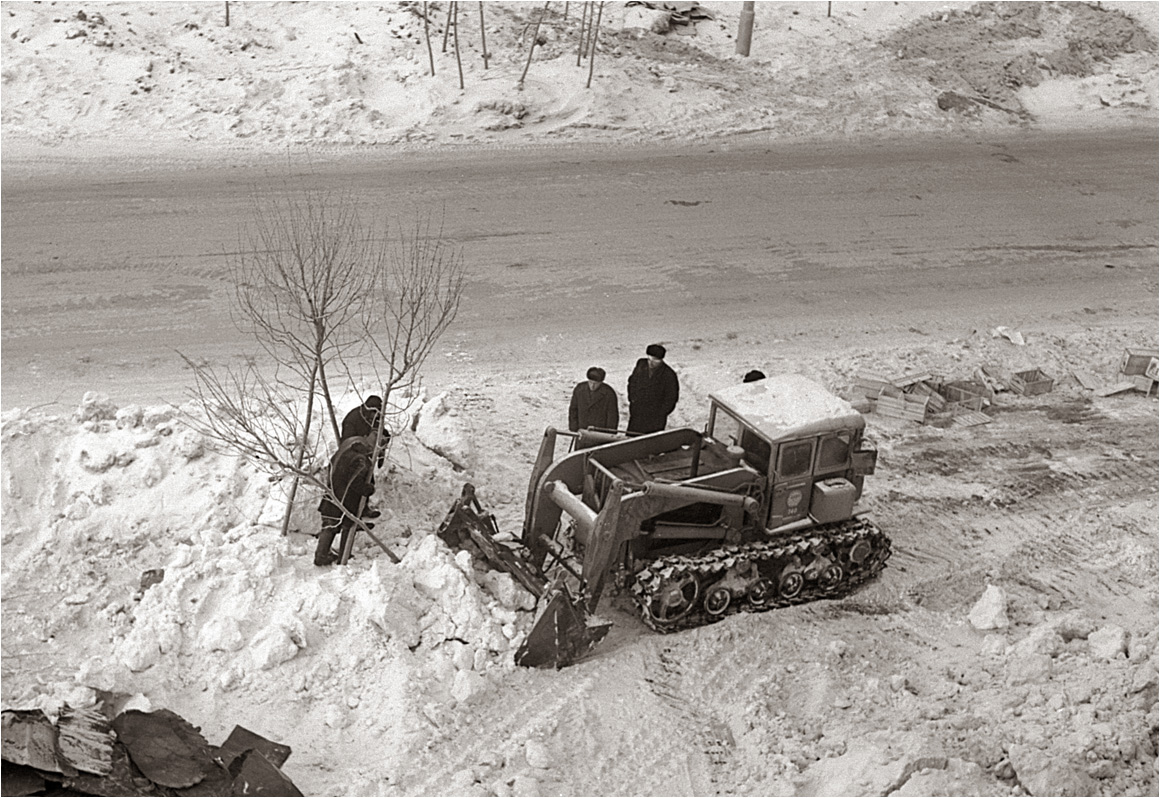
[364,395,383,410]
[743,370,766,383]
[645,343,666,360]
[586,367,606,382]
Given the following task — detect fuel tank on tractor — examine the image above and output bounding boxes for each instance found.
[439,374,891,667]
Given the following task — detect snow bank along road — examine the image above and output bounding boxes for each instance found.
[1,130,1156,411]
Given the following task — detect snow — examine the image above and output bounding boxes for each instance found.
[3,2,1158,796]
[712,373,862,440]
[1,1,1156,167]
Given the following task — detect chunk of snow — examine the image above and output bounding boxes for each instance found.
[968,584,1008,630]
[1088,625,1129,660]
[75,392,118,423]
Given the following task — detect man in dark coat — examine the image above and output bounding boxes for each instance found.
[569,367,619,433]
[341,395,389,467]
[627,344,680,434]
[315,437,376,566]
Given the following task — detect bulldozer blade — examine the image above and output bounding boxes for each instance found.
[515,585,612,669]
[438,484,547,598]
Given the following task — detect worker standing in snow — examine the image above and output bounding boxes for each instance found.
[341,395,389,467]
[315,437,376,567]
[568,367,619,433]
[627,344,680,434]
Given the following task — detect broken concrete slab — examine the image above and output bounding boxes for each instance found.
[1,761,46,797]
[216,725,292,770]
[56,705,114,777]
[228,749,304,797]
[1,709,66,774]
[112,709,216,789]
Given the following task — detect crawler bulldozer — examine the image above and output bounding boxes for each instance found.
[439,373,891,668]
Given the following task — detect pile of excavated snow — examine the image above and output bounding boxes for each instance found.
[1,388,539,761]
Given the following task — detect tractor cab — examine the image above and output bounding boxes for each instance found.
[708,375,877,531]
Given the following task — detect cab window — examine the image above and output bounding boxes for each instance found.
[777,441,814,479]
[816,432,851,471]
[710,407,742,446]
[739,429,771,475]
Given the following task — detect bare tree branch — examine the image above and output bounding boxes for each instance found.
[180,191,465,566]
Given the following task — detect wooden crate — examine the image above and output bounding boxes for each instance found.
[904,381,947,413]
[1146,358,1159,381]
[1130,374,1158,396]
[949,410,992,428]
[1121,348,1159,377]
[1010,369,1054,396]
[948,396,985,413]
[876,388,929,423]
[853,372,894,399]
[940,380,992,406]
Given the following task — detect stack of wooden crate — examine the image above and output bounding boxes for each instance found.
[852,370,991,426]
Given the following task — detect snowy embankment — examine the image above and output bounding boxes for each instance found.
[0,387,538,769]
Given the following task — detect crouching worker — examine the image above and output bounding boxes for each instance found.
[315,437,376,567]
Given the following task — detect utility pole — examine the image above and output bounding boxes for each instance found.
[735,1,754,57]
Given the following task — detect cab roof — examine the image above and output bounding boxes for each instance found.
[710,374,864,442]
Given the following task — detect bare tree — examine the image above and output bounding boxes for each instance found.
[230,190,375,444]
[182,192,465,563]
[362,211,465,419]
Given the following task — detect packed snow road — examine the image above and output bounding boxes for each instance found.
[1,130,1156,412]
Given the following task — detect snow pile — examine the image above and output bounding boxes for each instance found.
[1,1,1155,161]
[1,390,541,788]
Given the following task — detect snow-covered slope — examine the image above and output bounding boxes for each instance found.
[2,1,1156,160]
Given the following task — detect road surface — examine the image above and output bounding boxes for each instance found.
[2,131,1156,410]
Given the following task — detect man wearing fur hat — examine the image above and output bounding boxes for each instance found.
[569,366,619,433]
[341,395,389,468]
[627,343,680,434]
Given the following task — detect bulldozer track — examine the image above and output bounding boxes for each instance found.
[631,518,891,635]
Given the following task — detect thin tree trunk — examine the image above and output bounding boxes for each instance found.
[224,1,229,27]
[576,1,589,66]
[317,357,341,445]
[424,1,436,76]
[442,1,453,53]
[519,1,551,86]
[280,360,319,536]
[586,1,604,89]
[479,1,489,69]
[453,1,465,89]
[583,1,597,65]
